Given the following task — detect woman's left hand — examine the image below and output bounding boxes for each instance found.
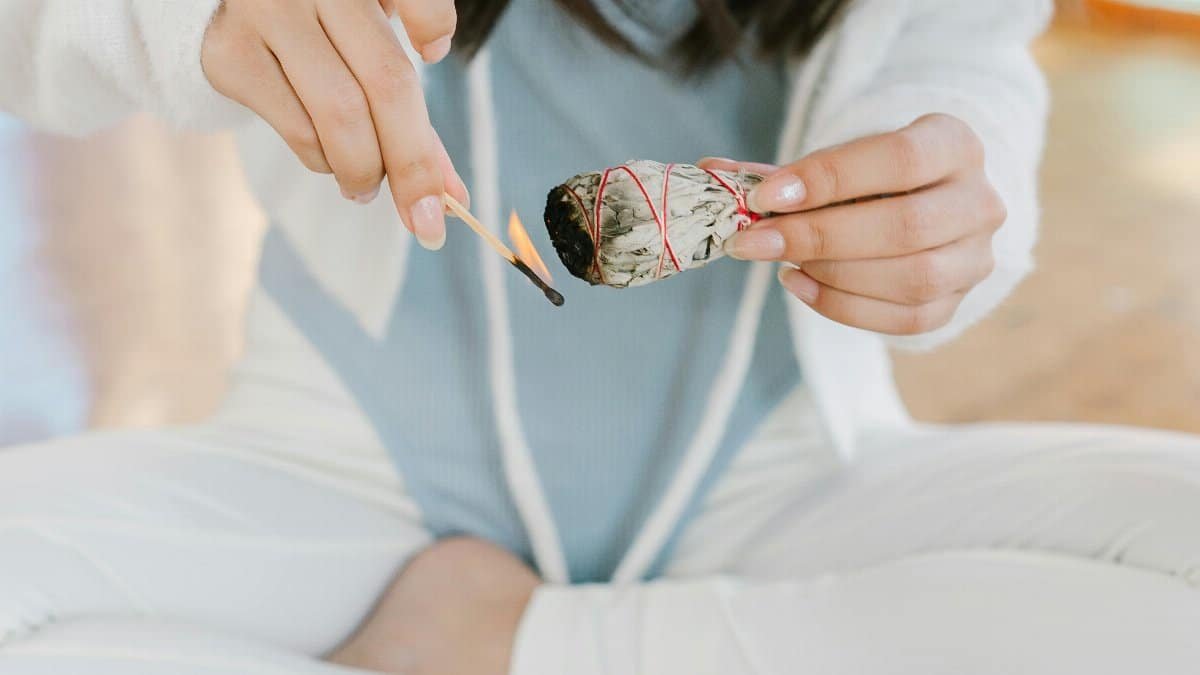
[702,113,1006,336]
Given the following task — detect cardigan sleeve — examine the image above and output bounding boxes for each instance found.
[0,0,251,134]
[803,0,1053,350]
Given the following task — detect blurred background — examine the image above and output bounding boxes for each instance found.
[2,0,1198,445]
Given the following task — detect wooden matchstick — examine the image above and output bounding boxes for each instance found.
[443,194,565,307]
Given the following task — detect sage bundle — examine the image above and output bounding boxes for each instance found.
[543,160,765,288]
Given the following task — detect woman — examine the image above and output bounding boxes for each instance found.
[3,1,1200,673]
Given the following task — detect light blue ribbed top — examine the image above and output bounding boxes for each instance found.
[261,0,800,582]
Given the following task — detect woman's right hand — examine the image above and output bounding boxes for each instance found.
[201,0,469,250]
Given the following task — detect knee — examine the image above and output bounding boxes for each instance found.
[0,435,152,646]
[0,527,65,647]
[1027,428,1200,579]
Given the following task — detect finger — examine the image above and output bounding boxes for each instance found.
[318,0,448,249]
[434,128,469,208]
[726,178,1002,263]
[391,0,457,63]
[779,267,964,336]
[696,157,780,177]
[749,113,985,213]
[203,31,332,175]
[801,234,996,306]
[261,12,384,203]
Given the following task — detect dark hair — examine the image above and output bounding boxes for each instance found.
[455,0,851,72]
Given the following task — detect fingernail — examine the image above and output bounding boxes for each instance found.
[444,190,470,213]
[779,267,819,304]
[412,195,446,251]
[724,228,784,261]
[346,185,380,205]
[749,172,806,213]
[698,156,734,166]
[421,36,453,64]
[453,174,471,210]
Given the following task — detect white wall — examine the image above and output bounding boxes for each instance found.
[0,115,87,445]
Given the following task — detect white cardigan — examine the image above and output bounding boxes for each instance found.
[0,0,1051,460]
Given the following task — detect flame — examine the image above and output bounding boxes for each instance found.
[508,210,553,285]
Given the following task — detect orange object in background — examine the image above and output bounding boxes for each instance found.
[1085,0,1200,34]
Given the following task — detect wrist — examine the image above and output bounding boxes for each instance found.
[131,0,250,129]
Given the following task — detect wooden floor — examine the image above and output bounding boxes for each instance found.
[19,21,1200,434]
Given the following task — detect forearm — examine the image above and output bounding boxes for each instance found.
[803,0,1052,348]
[0,0,249,134]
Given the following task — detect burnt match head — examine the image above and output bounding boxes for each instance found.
[544,184,596,284]
[543,287,566,307]
[511,258,566,307]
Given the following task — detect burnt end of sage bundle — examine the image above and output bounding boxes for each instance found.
[544,184,597,283]
[543,160,764,289]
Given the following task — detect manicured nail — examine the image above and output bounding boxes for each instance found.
[421,36,453,64]
[452,173,471,210]
[347,185,380,205]
[779,267,819,304]
[412,195,446,251]
[724,228,784,261]
[749,172,806,213]
[445,190,471,213]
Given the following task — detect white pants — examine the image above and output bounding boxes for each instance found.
[3,388,1200,674]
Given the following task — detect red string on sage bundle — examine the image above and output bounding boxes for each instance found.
[565,163,759,283]
[702,167,761,231]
